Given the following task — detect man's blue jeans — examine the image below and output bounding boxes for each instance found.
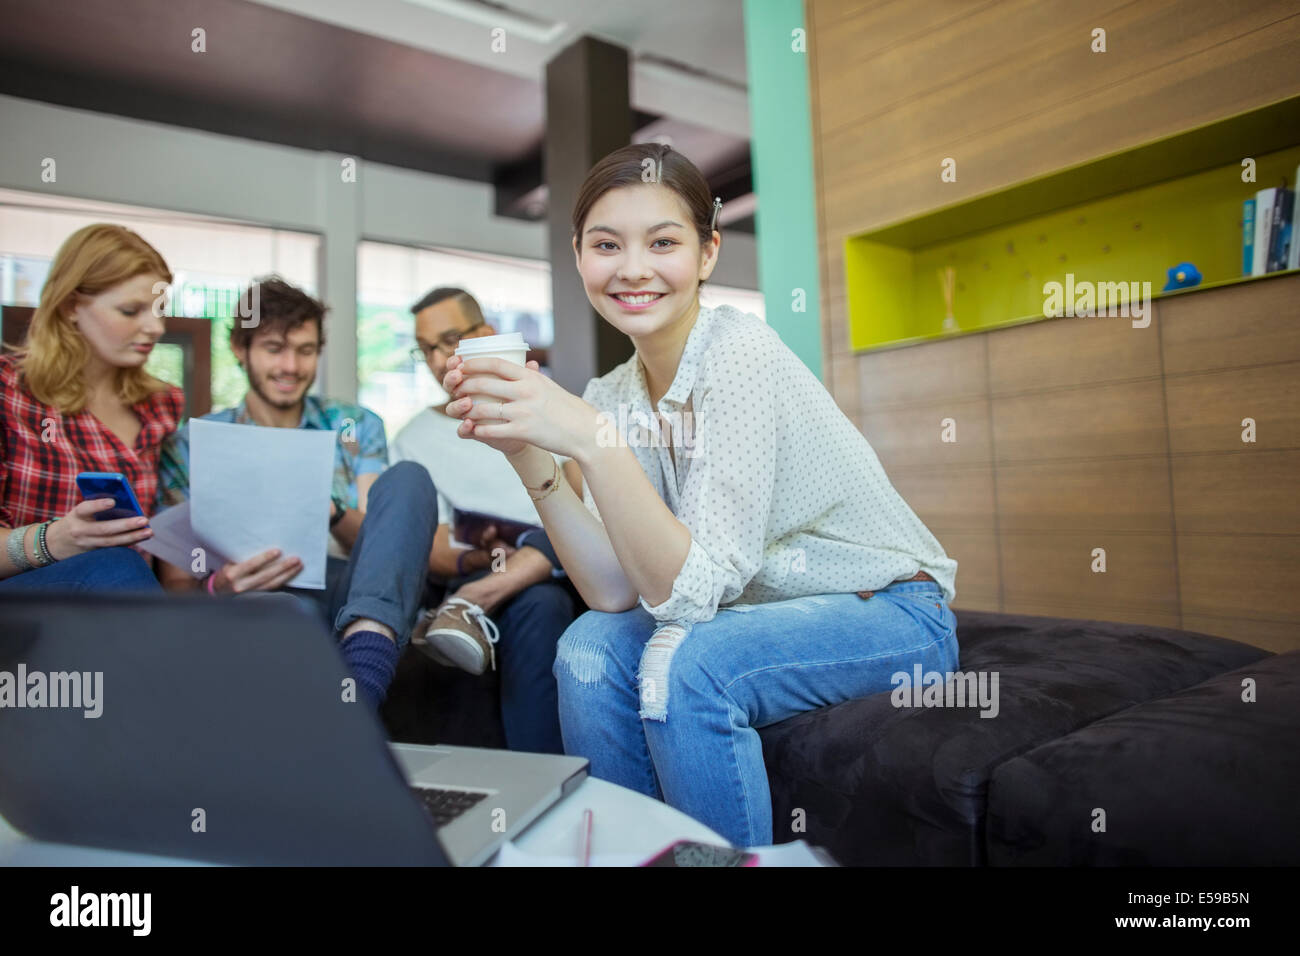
[553,578,960,847]
[283,461,436,651]
[443,529,577,754]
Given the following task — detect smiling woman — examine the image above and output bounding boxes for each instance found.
[0,223,184,592]
[441,142,959,848]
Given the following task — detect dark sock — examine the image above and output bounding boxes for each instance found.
[340,630,399,709]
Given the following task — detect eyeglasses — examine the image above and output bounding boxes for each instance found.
[409,322,484,362]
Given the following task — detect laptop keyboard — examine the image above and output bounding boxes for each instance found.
[411,785,490,826]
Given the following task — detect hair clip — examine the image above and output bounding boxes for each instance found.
[710,197,722,232]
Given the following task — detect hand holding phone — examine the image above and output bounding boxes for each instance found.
[38,477,154,561]
[75,472,145,521]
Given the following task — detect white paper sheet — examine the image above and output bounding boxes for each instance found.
[189,419,335,589]
[137,501,229,577]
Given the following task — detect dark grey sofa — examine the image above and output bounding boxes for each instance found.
[760,609,1299,865]
[384,608,1300,866]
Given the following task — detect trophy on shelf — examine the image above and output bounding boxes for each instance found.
[939,266,959,332]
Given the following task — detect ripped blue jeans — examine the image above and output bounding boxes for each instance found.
[552,579,959,848]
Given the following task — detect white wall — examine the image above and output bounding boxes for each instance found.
[0,93,757,398]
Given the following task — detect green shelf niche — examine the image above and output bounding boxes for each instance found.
[846,95,1300,351]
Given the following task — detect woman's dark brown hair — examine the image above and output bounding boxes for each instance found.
[571,143,718,283]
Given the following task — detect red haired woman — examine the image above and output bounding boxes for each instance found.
[0,224,183,591]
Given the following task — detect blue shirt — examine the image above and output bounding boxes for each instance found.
[157,395,389,509]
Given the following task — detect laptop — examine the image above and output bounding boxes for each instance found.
[0,592,587,866]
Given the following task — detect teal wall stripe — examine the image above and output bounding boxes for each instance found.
[743,0,823,379]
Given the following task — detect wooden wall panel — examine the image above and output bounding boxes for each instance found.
[1164,364,1300,454]
[1171,450,1300,537]
[812,0,984,39]
[810,1,1300,236]
[986,312,1162,394]
[860,396,992,470]
[818,1,1296,160]
[997,458,1173,535]
[828,351,860,417]
[1178,535,1300,624]
[1159,276,1300,374]
[937,531,1001,612]
[808,1,1300,646]
[824,252,851,354]
[1000,531,1180,619]
[991,380,1167,462]
[857,331,987,407]
[888,463,997,533]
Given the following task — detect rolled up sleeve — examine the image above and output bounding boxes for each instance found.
[638,345,778,626]
[155,425,193,508]
[355,409,389,475]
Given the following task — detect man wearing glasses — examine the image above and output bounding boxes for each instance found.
[390,288,581,755]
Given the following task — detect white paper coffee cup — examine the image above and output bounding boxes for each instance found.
[454,332,530,366]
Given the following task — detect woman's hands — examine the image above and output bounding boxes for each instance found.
[44,498,154,560]
[442,355,605,463]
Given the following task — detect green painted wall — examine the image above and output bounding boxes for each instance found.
[847,144,1300,351]
[743,0,823,379]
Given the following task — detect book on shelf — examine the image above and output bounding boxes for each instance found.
[1252,188,1276,276]
[1266,188,1293,273]
[1251,178,1300,276]
[1242,198,1255,276]
[1290,165,1300,272]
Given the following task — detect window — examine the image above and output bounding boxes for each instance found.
[357,240,552,440]
[702,283,767,322]
[0,189,319,415]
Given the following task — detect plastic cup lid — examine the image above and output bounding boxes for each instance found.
[455,332,529,354]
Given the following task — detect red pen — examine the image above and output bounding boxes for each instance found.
[580,808,593,867]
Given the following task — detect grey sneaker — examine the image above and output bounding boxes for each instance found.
[417,597,500,675]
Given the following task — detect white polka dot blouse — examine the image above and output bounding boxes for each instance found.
[579,302,958,626]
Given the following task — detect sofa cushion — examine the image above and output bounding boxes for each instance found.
[985,649,1300,865]
[759,609,1271,866]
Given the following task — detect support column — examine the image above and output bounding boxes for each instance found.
[545,36,635,393]
[743,0,823,379]
[317,151,361,402]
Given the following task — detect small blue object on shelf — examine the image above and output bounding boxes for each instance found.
[1162,262,1202,292]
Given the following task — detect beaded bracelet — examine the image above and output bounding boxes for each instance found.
[34,520,56,566]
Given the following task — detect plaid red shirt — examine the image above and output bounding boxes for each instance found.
[0,353,184,529]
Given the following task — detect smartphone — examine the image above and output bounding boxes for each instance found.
[639,840,759,867]
[75,472,145,521]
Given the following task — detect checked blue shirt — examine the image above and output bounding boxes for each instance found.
[157,395,389,509]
